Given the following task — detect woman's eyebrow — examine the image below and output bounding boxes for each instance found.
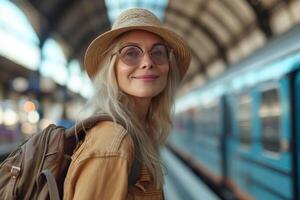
[119,42,140,47]
[151,42,167,47]
[119,42,167,50]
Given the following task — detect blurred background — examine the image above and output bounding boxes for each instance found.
[1,0,300,199]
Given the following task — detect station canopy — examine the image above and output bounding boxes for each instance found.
[11,0,300,93]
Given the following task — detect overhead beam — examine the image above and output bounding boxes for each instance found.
[39,0,81,44]
[244,0,273,39]
[165,18,208,78]
[62,6,109,43]
[67,18,110,61]
[69,21,107,60]
[166,5,228,66]
[26,0,40,8]
[26,0,81,44]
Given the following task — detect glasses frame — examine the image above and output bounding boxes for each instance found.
[112,43,171,66]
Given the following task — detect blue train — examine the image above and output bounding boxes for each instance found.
[169,25,300,200]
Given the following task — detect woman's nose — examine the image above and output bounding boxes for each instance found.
[140,53,153,69]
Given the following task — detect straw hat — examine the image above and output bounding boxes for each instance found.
[84,8,191,80]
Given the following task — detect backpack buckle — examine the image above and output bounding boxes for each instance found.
[11,166,21,178]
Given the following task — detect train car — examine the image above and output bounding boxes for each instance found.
[169,24,300,200]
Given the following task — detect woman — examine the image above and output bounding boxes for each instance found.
[64,8,191,199]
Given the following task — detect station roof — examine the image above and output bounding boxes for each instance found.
[12,0,300,93]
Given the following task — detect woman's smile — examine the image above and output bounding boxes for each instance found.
[132,75,159,82]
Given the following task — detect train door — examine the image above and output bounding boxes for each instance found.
[292,71,300,200]
[225,79,294,200]
[220,96,230,181]
[225,90,254,197]
[254,80,293,200]
[220,94,239,190]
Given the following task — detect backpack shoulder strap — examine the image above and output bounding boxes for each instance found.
[64,114,114,140]
[128,158,141,185]
[64,114,141,185]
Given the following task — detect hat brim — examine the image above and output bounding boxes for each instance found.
[84,25,191,80]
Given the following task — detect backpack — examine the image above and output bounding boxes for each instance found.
[0,115,140,200]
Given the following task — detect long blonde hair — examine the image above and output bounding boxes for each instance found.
[89,35,180,188]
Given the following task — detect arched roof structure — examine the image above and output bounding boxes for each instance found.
[11,0,300,93]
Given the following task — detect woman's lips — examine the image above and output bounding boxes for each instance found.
[133,75,159,82]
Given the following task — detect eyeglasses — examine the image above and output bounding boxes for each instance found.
[115,43,170,66]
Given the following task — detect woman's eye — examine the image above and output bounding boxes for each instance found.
[121,46,141,58]
[151,45,167,57]
[152,50,163,56]
[126,49,139,57]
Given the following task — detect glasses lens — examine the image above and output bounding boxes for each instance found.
[150,44,169,65]
[119,45,142,66]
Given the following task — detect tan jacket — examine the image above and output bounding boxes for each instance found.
[63,121,164,200]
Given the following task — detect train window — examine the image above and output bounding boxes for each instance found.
[194,107,205,134]
[209,103,219,137]
[260,88,281,153]
[186,108,196,134]
[237,94,252,147]
[195,106,210,135]
[192,101,219,137]
[201,101,219,137]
